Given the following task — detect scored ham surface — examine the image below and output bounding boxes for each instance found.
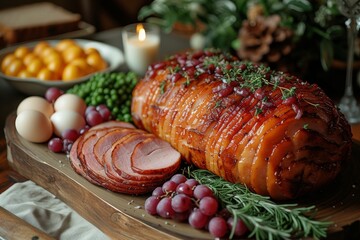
[131,49,352,200]
[69,121,181,195]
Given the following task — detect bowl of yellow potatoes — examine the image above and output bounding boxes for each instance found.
[0,39,124,95]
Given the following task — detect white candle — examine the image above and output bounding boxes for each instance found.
[122,23,160,75]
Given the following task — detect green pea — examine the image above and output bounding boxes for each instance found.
[111,94,117,101]
[96,95,103,103]
[112,106,119,114]
[67,72,138,119]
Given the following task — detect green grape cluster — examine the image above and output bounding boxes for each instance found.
[67,72,138,122]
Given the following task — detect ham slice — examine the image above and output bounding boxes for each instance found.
[110,133,176,181]
[69,139,100,185]
[131,137,181,175]
[90,120,135,130]
[68,120,182,195]
[93,128,141,165]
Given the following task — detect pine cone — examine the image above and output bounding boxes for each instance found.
[237,15,293,64]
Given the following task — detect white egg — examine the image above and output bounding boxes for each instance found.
[17,96,54,118]
[51,110,86,137]
[15,110,53,143]
[54,93,87,115]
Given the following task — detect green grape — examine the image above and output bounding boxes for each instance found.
[67,72,138,122]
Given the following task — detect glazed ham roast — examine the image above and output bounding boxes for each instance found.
[131,49,352,200]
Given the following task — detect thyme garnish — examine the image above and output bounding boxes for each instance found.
[184,76,190,86]
[215,100,222,108]
[255,107,263,116]
[201,54,297,100]
[190,169,331,240]
[281,86,297,100]
[165,50,299,102]
[168,65,180,74]
[303,99,320,108]
[159,80,166,94]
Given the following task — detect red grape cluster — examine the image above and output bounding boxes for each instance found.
[144,174,248,238]
[46,87,112,154]
[84,104,111,127]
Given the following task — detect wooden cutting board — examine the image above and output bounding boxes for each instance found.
[4,112,360,239]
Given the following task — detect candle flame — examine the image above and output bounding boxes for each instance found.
[137,24,146,41]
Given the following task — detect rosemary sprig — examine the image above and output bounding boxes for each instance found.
[190,169,331,240]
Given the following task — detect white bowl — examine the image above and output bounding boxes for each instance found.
[0,39,124,96]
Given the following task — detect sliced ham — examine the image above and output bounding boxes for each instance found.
[90,120,135,130]
[74,120,134,174]
[110,133,176,181]
[69,139,101,185]
[68,120,182,195]
[131,137,181,175]
[93,128,141,165]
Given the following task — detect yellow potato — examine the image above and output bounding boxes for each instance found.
[62,45,85,63]
[1,54,17,72]
[62,64,83,81]
[27,58,44,76]
[5,58,25,76]
[14,46,30,59]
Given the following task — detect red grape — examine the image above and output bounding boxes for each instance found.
[79,125,90,135]
[61,129,79,142]
[162,180,177,194]
[172,211,190,222]
[208,216,228,238]
[170,174,187,184]
[152,186,164,197]
[185,178,199,189]
[48,138,63,153]
[193,185,213,200]
[62,139,73,153]
[85,106,96,116]
[227,217,248,237]
[143,173,242,238]
[156,197,175,219]
[171,194,192,213]
[176,183,193,196]
[45,87,63,103]
[98,107,111,121]
[95,104,108,111]
[144,196,160,215]
[188,209,208,229]
[86,110,103,126]
[199,196,218,216]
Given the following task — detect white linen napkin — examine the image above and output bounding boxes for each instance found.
[0,180,109,240]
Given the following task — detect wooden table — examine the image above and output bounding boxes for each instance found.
[1,27,360,239]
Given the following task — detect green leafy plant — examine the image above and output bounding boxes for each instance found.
[139,0,348,72]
